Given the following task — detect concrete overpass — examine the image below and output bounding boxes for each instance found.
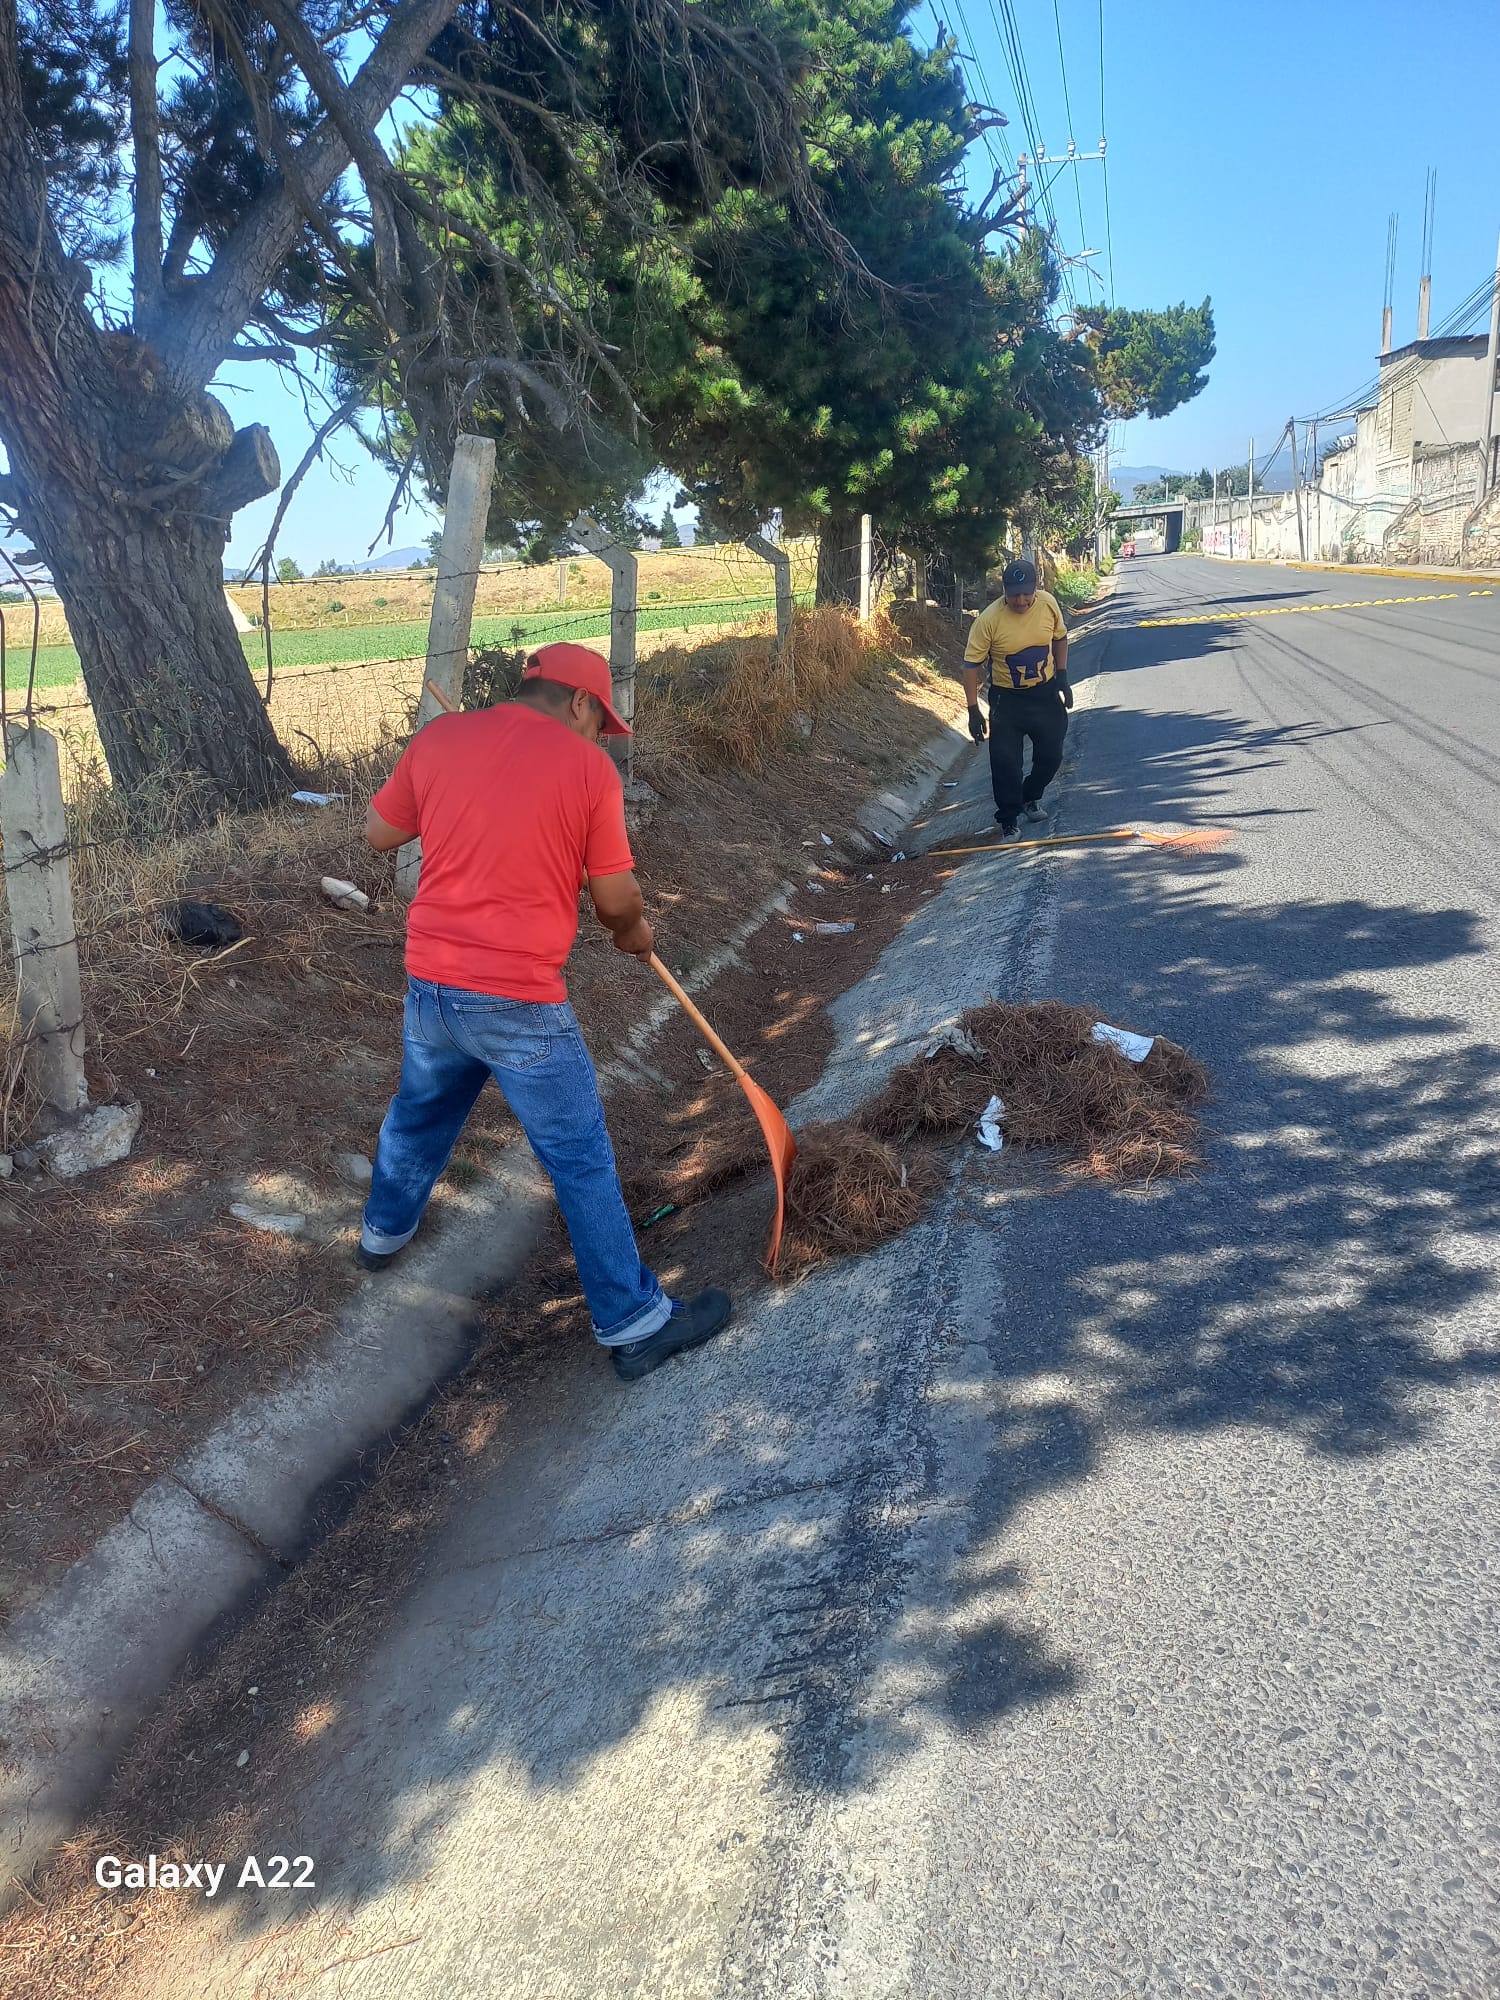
[1112,499,1187,553]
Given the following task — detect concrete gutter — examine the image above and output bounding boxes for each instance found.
[0,707,972,1908]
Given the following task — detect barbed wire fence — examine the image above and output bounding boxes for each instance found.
[0,469,981,1118]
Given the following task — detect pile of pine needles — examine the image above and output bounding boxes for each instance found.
[719,1000,1211,1278]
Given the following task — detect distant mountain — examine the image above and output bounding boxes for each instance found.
[1111,460,1293,500]
[343,546,430,572]
[1110,465,1179,500]
[227,545,431,581]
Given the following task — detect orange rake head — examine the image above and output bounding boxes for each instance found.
[737,1074,799,1275]
[1131,823,1233,852]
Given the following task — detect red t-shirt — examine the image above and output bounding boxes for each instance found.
[373,705,634,1003]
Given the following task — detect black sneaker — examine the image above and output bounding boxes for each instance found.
[612,1290,733,1381]
[1020,797,1047,824]
[993,816,1019,840]
[355,1238,408,1272]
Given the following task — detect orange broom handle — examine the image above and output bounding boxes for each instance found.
[648,954,750,1084]
[933,830,1136,858]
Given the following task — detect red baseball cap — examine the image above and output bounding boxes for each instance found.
[522,642,632,736]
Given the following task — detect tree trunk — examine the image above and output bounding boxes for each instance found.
[0,67,291,814]
[816,513,862,607]
[39,483,293,808]
[0,343,293,811]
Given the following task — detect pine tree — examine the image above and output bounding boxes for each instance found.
[0,0,811,805]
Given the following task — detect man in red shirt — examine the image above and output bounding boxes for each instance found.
[361,643,731,1382]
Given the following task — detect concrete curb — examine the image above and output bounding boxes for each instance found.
[0,708,972,1908]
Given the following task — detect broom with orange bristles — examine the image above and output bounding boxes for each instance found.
[933,824,1231,859]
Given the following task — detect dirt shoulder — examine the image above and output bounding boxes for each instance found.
[0,723,975,2000]
[0,605,964,1630]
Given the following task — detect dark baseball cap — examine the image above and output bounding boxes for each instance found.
[1002,558,1038,596]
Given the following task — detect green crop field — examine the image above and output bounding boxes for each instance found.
[6,590,814,703]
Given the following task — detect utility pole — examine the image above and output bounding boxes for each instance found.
[1289,418,1306,560]
[1247,436,1255,561]
[1476,228,1500,510]
[1309,418,1320,560]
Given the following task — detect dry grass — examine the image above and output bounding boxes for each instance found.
[632,605,871,778]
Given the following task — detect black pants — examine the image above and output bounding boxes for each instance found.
[986,683,1069,823]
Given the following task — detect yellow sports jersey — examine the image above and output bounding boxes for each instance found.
[964,590,1067,691]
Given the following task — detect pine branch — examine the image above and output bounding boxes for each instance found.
[158,0,462,389]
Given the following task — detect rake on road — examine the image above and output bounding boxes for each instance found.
[933,825,1232,860]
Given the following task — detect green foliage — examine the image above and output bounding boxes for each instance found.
[1050,566,1102,612]
[275,557,303,585]
[658,508,683,549]
[14,0,127,260]
[1078,300,1216,421]
[381,0,1206,576]
[1128,461,1247,506]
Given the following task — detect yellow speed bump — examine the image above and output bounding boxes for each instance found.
[1138,592,1461,628]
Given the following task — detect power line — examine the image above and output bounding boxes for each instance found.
[1300,265,1499,424]
[1098,0,1115,302]
[987,0,1068,280]
[1050,0,1089,256]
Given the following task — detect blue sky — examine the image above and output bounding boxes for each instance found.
[221,0,1500,566]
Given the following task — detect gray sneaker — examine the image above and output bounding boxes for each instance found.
[1020,797,1047,823]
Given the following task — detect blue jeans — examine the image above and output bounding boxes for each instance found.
[363,979,671,1346]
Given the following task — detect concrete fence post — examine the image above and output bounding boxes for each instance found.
[745,531,794,662]
[0,724,87,1114]
[396,432,497,899]
[951,566,964,616]
[858,514,873,623]
[569,513,638,780]
[913,551,928,605]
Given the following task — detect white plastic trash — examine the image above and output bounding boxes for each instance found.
[321,877,370,913]
[1091,1021,1154,1064]
[815,921,855,935]
[977,1096,1006,1151]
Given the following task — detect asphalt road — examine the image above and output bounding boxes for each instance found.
[124,556,1499,2000]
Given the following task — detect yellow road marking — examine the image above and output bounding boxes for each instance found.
[1137,591,1462,628]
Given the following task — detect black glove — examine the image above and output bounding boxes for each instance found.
[1056,675,1074,711]
[967,703,988,743]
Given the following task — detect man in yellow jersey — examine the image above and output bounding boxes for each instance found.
[962,557,1072,839]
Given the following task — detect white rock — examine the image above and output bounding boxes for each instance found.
[230,1203,306,1236]
[36,1102,143,1179]
[333,1151,374,1189]
[236,1749,250,1768]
